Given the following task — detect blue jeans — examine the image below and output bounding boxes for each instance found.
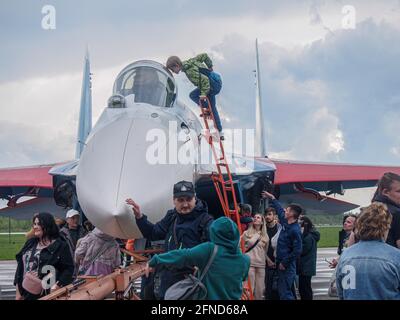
[189,88,222,132]
[277,261,297,300]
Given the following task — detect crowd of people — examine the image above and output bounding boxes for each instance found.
[14,210,120,300]
[332,172,400,299]
[13,172,400,300]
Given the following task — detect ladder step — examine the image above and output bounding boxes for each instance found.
[199,106,241,236]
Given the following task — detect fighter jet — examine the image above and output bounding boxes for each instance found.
[1,45,400,239]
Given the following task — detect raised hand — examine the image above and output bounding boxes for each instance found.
[125,198,143,219]
[261,191,276,200]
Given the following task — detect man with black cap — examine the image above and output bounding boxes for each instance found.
[126,180,213,299]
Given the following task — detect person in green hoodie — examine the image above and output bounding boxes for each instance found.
[145,216,250,300]
[166,54,224,139]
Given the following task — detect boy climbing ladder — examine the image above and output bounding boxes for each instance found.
[166,53,224,140]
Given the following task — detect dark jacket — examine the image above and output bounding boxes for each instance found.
[14,237,74,299]
[136,199,213,298]
[297,229,320,276]
[338,229,350,255]
[373,194,400,247]
[149,217,250,300]
[60,225,87,257]
[270,199,303,268]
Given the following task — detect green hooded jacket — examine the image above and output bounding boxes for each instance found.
[182,53,213,96]
[149,217,250,300]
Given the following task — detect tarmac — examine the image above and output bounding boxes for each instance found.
[312,247,337,300]
[0,248,338,300]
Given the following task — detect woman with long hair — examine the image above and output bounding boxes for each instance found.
[241,213,269,300]
[14,212,74,300]
[297,216,320,300]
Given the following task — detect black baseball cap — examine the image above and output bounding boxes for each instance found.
[173,180,195,198]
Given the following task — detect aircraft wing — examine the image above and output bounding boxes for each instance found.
[0,164,55,189]
[0,197,65,220]
[269,159,400,186]
[260,158,400,212]
[278,192,359,214]
[0,163,66,219]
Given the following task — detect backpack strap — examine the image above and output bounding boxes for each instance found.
[199,214,213,243]
[199,244,218,282]
[245,236,261,253]
[172,215,179,248]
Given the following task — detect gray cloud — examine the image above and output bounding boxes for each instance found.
[0,0,310,83]
[287,20,400,164]
[0,121,74,167]
[206,19,400,165]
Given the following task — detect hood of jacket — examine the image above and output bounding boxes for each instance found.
[210,217,240,253]
[92,227,115,242]
[309,229,321,242]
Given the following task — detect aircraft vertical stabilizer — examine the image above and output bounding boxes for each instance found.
[254,38,267,157]
[75,49,93,159]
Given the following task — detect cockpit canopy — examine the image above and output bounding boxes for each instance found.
[113,60,176,108]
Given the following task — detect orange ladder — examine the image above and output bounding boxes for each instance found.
[198,98,254,300]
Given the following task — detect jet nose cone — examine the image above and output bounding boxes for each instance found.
[76,113,194,239]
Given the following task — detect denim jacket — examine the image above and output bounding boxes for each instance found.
[336,240,400,300]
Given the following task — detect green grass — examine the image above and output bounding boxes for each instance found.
[0,227,340,260]
[317,226,341,248]
[0,234,26,260]
[0,216,32,233]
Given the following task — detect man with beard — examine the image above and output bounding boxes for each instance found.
[126,181,213,299]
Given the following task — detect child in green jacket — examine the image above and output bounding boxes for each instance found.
[166,54,224,139]
[146,217,250,300]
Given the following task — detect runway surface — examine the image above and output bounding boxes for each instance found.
[312,247,337,300]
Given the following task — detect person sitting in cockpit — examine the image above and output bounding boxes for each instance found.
[166,54,224,140]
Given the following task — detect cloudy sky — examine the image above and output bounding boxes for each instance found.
[1,0,400,170]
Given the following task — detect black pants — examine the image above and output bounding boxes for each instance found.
[265,267,280,300]
[298,275,313,300]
